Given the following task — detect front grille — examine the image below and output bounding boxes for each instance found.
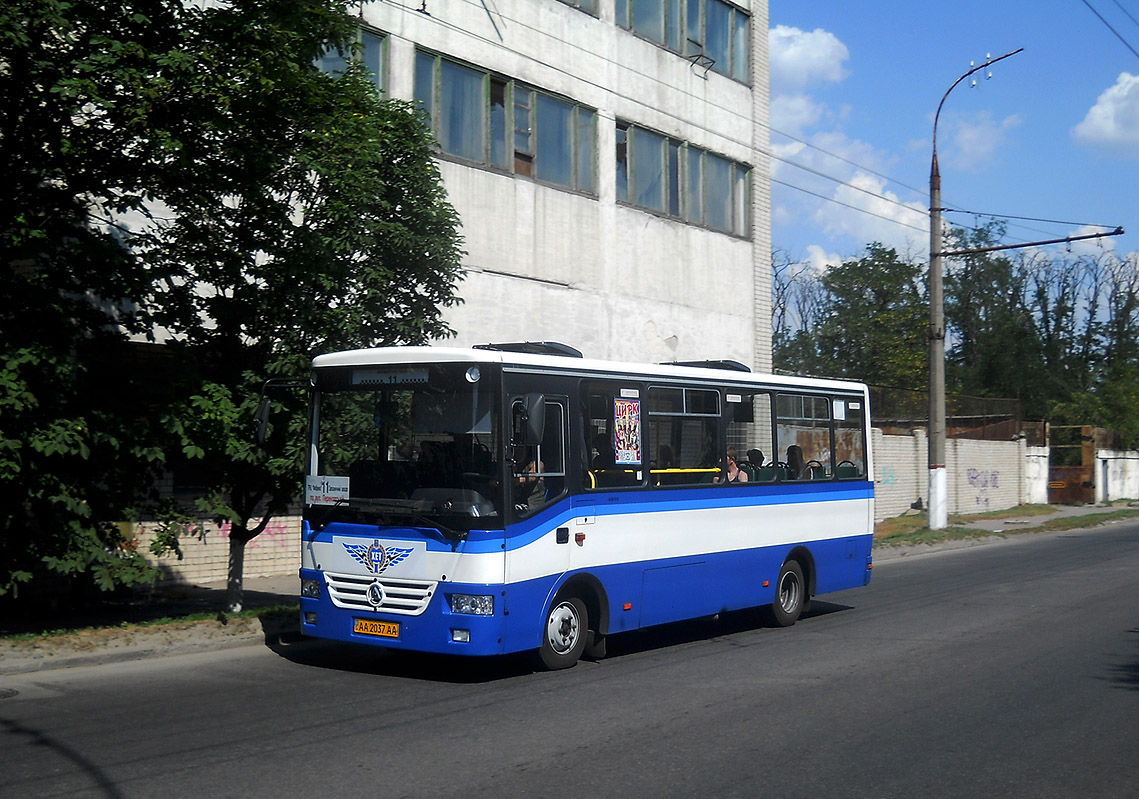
[323,572,436,615]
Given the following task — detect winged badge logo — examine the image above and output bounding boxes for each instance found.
[343,540,413,575]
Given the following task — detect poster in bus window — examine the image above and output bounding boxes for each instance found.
[613,398,642,465]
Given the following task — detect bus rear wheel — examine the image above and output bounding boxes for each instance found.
[769,560,805,627]
[538,595,588,670]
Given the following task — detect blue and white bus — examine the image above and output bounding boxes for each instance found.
[298,343,873,669]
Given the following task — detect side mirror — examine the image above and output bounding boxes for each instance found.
[252,376,310,447]
[511,394,546,447]
[254,397,272,446]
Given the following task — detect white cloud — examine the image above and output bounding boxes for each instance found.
[771,130,925,257]
[815,173,929,256]
[941,111,1022,172]
[805,244,842,274]
[769,25,849,93]
[771,94,826,137]
[1073,72,1139,156]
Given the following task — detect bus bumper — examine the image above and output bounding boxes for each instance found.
[298,568,508,657]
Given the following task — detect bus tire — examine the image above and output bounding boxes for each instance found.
[538,595,588,670]
[770,560,805,627]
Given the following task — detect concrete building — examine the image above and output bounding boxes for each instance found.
[335,0,772,370]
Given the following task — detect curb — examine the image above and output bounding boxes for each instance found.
[0,613,300,677]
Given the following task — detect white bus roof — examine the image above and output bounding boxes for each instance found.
[311,345,868,394]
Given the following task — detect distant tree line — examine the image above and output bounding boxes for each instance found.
[773,224,1139,447]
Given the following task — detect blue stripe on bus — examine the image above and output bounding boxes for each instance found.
[299,530,874,657]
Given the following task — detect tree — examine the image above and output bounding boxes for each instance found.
[774,243,927,388]
[772,249,831,376]
[147,3,464,612]
[943,223,1049,415]
[1,0,464,608]
[1,0,191,596]
[817,243,927,390]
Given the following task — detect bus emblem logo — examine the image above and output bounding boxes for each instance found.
[343,541,413,575]
[366,582,385,607]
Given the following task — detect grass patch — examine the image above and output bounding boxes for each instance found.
[874,513,994,547]
[1030,508,1139,532]
[875,504,1139,547]
[952,505,1057,523]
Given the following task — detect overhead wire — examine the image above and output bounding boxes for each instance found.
[1110,0,1139,30]
[770,177,928,234]
[374,0,1122,250]
[1080,0,1139,60]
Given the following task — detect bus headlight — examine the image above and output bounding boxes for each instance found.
[449,594,494,615]
[301,578,321,599]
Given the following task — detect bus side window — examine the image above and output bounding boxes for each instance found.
[727,391,774,482]
[511,399,568,515]
[646,386,720,487]
[833,398,867,478]
[585,386,644,489]
[776,394,833,480]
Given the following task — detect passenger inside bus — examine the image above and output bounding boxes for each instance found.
[787,445,807,480]
[717,447,749,483]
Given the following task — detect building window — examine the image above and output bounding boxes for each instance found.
[616,0,749,82]
[316,29,385,91]
[616,122,750,236]
[415,51,597,194]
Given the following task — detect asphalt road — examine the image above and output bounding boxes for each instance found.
[3,524,1139,798]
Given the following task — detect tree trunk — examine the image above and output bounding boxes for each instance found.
[226,533,246,613]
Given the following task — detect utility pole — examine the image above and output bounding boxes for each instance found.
[928,49,1022,529]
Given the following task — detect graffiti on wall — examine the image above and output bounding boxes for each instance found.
[967,468,1000,509]
[216,519,294,550]
[879,465,899,487]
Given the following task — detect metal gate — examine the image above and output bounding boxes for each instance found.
[1047,425,1095,504]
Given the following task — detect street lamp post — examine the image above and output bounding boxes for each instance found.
[928,49,1022,530]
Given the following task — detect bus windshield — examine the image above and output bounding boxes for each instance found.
[311,363,502,533]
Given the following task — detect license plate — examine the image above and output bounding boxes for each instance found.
[353,618,400,638]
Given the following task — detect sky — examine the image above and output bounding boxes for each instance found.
[767,0,1139,272]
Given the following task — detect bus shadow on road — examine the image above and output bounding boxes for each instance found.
[265,635,538,683]
[600,600,854,660]
[263,600,854,681]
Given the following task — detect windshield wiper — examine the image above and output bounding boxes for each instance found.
[347,498,468,542]
[309,497,347,533]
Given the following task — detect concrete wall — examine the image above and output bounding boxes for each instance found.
[133,517,301,587]
[369,0,772,371]
[1095,450,1139,503]
[872,430,1047,522]
[1024,446,1050,505]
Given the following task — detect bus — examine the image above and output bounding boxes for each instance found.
[297,342,873,669]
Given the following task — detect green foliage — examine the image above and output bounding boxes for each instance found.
[773,226,1139,442]
[1,0,464,603]
[944,223,1050,415]
[774,243,927,390]
[147,502,205,561]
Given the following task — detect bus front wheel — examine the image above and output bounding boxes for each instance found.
[538,595,588,670]
[769,560,805,627]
